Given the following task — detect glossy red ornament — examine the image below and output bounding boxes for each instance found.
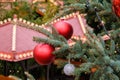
[33,43,55,65]
[112,0,120,17]
[53,20,73,40]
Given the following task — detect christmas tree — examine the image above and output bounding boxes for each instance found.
[29,0,120,80]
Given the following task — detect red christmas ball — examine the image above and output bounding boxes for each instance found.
[53,20,73,40]
[33,43,55,65]
[112,0,120,17]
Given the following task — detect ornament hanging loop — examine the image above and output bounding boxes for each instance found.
[68,53,71,64]
[47,64,51,80]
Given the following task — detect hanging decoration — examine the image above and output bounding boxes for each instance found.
[112,0,120,17]
[0,75,15,80]
[33,43,55,65]
[90,67,97,73]
[53,19,73,40]
[63,63,75,76]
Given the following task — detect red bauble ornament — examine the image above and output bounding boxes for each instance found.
[53,20,73,40]
[33,43,55,65]
[112,0,120,17]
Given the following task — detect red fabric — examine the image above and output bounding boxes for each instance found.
[0,24,45,53]
[0,23,46,61]
[0,24,12,53]
[16,25,45,53]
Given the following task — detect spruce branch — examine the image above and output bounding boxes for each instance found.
[18,22,54,38]
[50,25,68,43]
[33,37,63,47]
[53,44,69,55]
[74,62,94,80]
